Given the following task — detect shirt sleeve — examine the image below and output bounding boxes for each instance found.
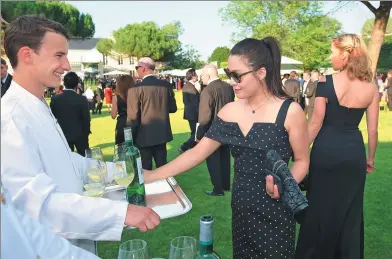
[1,116,128,241]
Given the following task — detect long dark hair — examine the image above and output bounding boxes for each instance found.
[230,37,290,99]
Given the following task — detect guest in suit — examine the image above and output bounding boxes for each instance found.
[112,75,134,144]
[50,72,91,156]
[1,58,13,98]
[127,57,177,170]
[301,71,312,113]
[196,64,235,196]
[94,84,104,114]
[305,80,317,120]
[385,69,392,110]
[284,75,301,103]
[178,68,200,153]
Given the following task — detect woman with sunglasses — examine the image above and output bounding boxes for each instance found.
[144,37,309,258]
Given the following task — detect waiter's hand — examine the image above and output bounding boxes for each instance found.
[125,205,160,232]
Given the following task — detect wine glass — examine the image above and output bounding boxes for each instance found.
[118,239,149,259]
[113,143,135,188]
[82,158,105,197]
[169,236,197,259]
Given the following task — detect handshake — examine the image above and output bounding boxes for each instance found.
[264,150,308,224]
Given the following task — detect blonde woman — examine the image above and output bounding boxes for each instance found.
[295,34,379,259]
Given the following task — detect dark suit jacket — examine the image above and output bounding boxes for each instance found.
[284,79,301,103]
[127,75,177,148]
[1,73,12,98]
[196,79,235,140]
[182,81,200,121]
[50,90,91,143]
[305,80,318,108]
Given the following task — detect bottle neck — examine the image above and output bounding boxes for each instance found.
[124,128,134,147]
[199,220,214,256]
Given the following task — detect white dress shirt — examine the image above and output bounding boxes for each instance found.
[1,184,100,259]
[1,81,128,254]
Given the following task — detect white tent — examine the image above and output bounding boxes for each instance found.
[281,56,302,65]
[103,70,129,76]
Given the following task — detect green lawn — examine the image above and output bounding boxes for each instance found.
[93,91,392,259]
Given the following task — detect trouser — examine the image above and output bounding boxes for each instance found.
[139,144,168,170]
[181,120,197,151]
[206,145,231,193]
[307,107,314,120]
[95,102,103,114]
[87,100,94,113]
[68,138,89,157]
[388,95,392,111]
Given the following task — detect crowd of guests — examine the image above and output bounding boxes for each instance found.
[0,14,389,259]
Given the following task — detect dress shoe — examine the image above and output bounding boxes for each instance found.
[205,191,224,196]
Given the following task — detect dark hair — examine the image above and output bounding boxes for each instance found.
[186,68,197,81]
[1,58,6,66]
[116,75,135,99]
[4,15,70,68]
[63,72,79,90]
[230,37,290,99]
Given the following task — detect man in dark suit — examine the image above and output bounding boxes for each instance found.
[305,70,320,120]
[127,57,177,170]
[385,69,392,111]
[178,68,200,153]
[1,58,13,98]
[284,71,301,103]
[50,72,91,156]
[196,64,235,196]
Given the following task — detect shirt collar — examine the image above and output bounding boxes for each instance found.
[2,73,9,83]
[207,78,220,85]
[64,88,76,92]
[143,74,155,80]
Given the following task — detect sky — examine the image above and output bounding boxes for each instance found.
[67,1,378,61]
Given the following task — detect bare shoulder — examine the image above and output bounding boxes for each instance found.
[218,100,244,121]
[287,100,304,116]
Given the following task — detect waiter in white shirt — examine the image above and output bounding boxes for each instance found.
[1,15,160,255]
[1,183,100,259]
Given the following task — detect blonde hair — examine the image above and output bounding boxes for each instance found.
[332,33,373,82]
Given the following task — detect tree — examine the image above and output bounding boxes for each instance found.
[377,35,392,70]
[1,1,95,38]
[165,45,205,70]
[113,21,182,61]
[360,1,392,74]
[208,47,231,67]
[362,17,392,39]
[96,38,114,64]
[219,1,342,69]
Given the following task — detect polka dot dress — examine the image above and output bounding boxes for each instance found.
[205,99,296,259]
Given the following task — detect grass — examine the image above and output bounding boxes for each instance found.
[91,91,392,259]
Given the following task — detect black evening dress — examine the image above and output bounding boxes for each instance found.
[115,94,127,145]
[295,75,367,259]
[205,99,296,259]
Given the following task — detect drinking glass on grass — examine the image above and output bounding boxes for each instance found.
[113,143,135,188]
[169,236,197,259]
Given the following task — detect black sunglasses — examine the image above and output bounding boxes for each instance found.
[224,68,256,83]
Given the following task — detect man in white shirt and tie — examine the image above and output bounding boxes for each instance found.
[1,15,160,256]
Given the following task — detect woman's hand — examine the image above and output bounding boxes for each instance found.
[366,158,375,173]
[265,175,280,199]
[143,169,154,183]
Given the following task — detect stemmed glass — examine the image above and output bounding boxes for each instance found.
[118,239,149,259]
[169,236,197,259]
[83,147,107,197]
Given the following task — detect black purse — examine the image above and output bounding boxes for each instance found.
[264,150,308,224]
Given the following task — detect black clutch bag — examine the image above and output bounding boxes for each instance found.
[264,150,308,224]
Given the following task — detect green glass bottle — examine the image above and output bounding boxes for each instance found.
[196,215,221,259]
[123,127,145,206]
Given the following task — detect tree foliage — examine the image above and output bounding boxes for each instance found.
[96,38,114,56]
[377,35,392,70]
[219,1,342,69]
[1,1,95,38]
[208,46,231,67]
[112,21,183,61]
[165,45,205,70]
